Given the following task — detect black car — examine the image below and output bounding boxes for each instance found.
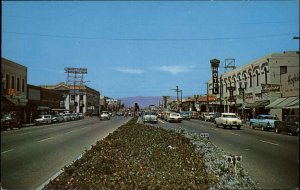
[1,112,23,131]
[274,115,299,136]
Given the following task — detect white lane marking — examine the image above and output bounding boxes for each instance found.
[230,132,241,136]
[259,140,280,146]
[17,131,34,135]
[65,130,74,134]
[1,149,14,154]
[159,119,165,124]
[37,137,53,143]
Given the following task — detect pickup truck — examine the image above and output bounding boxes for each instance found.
[215,113,242,129]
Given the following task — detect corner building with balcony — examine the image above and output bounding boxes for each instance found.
[208,51,299,121]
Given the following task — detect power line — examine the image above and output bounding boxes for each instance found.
[2,30,297,41]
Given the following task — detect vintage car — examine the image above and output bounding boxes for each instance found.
[191,111,200,119]
[142,111,158,124]
[166,112,183,123]
[215,113,242,129]
[1,112,23,130]
[34,115,53,125]
[180,111,191,120]
[249,114,279,131]
[201,112,215,122]
[274,115,299,136]
[100,111,111,120]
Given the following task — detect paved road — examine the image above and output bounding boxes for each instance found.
[1,116,130,189]
[139,117,299,189]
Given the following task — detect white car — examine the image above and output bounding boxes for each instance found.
[142,112,158,124]
[202,112,215,121]
[34,115,53,125]
[214,113,242,129]
[166,112,183,123]
[100,111,110,120]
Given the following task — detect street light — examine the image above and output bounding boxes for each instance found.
[239,81,247,122]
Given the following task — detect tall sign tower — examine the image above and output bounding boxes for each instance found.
[64,67,88,113]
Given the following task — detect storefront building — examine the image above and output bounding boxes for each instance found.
[40,82,100,116]
[1,58,28,122]
[208,51,299,120]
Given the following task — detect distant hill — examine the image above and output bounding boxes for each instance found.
[120,96,164,109]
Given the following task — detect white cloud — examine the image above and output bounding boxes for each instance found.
[113,67,144,74]
[155,65,195,75]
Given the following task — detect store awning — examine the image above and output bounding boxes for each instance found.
[37,106,51,111]
[284,105,299,109]
[245,100,270,108]
[273,97,298,109]
[1,96,15,105]
[265,98,287,109]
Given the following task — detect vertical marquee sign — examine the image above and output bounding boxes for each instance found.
[210,59,220,94]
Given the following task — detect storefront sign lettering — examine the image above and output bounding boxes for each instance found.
[261,84,281,92]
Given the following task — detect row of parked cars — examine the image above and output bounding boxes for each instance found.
[34,113,84,125]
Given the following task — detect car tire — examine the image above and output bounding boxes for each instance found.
[250,123,255,129]
[237,126,241,130]
[223,125,226,129]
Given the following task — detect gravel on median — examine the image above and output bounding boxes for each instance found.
[43,117,259,190]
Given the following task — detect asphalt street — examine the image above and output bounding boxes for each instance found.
[1,116,131,189]
[2,116,299,189]
[139,117,299,189]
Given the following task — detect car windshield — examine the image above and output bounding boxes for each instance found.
[263,116,278,120]
[223,114,237,118]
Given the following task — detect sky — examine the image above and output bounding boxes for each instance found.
[2,1,299,99]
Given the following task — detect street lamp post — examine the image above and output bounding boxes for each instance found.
[239,81,247,122]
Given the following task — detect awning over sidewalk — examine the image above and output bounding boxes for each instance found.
[245,100,270,108]
[265,98,287,109]
[37,106,51,111]
[273,97,298,109]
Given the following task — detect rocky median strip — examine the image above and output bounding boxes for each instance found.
[43,117,259,190]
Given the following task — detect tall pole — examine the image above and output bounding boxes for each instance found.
[206,82,209,112]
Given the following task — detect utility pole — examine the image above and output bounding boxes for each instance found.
[206,82,209,112]
[171,86,181,111]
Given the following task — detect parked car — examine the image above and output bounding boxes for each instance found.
[191,111,200,119]
[274,115,299,136]
[142,111,158,124]
[211,112,222,123]
[78,113,84,119]
[1,112,23,130]
[100,111,110,120]
[166,112,183,123]
[180,111,191,120]
[250,114,279,131]
[201,112,215,122]
[34,115,53,125]
[215,113,242,129]
[52,114,64,123]
[62,113,71,122]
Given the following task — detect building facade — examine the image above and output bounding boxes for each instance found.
[208,51,299,120]
[1,58,28,122]
[40,82,100,115]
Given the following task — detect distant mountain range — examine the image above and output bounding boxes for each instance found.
[119,96,163,109]
[119,96,189,109]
